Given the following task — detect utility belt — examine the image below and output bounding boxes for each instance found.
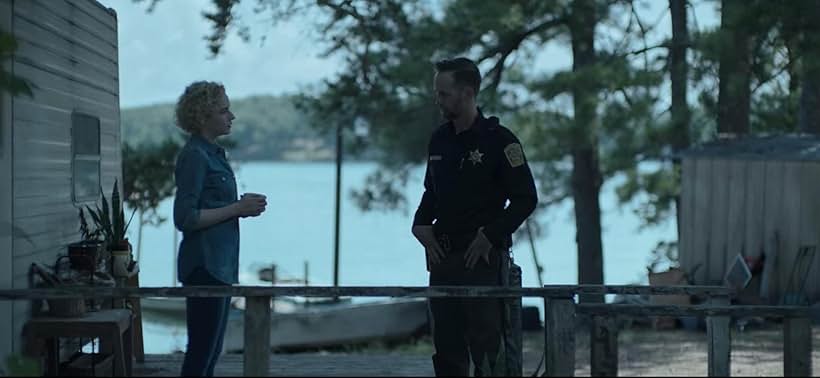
[434,229,478,253]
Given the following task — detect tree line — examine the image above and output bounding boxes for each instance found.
[137,0,820,302]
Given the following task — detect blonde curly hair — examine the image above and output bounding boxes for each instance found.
[175,81,225,134]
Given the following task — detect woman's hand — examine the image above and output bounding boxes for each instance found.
[235,193,267,217]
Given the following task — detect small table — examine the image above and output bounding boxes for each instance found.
[23,308,133,376]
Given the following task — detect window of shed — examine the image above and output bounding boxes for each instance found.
[72,113,100,202]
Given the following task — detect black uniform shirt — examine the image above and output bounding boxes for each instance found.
[413,109,538,249]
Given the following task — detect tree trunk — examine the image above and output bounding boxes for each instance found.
[798,0,820,134]
[669,0,689,249]
[716,0,751,135]
[136,210,144,262]
[569,0,604,304]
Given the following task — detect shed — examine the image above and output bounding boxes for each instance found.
[0,0,120,362]
[679,134,820,304]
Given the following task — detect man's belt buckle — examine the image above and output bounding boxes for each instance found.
[437,234,451,252]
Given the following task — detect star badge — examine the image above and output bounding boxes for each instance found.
[467,149,484,166]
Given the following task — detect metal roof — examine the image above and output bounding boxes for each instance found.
[680,134,820,161]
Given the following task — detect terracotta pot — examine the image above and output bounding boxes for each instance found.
[67,240,104,272]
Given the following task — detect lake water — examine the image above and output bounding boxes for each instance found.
[129,161,676,354]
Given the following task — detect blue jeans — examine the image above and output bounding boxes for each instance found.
[180,268,231,376]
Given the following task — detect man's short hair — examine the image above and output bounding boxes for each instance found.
[434,57,481,96]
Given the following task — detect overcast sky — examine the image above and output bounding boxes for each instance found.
[97,0,719,109]
[96,0,342,108]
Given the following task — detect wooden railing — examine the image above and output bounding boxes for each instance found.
[0,285,812,377]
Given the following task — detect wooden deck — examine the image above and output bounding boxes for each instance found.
[134,353,436,377]
[132,351,546,377]
[2,285,814,376]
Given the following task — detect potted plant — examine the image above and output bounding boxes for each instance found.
[68,207,105,272]
[82,179,138,277]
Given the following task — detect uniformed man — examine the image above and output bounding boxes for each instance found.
[412,57,538,376]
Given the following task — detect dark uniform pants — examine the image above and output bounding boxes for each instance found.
[429,247,504,376]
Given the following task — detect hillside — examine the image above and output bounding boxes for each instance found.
[121,95,335,161]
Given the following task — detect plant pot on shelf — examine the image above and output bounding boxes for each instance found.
[109,239,134,278]
[67,240,104,272]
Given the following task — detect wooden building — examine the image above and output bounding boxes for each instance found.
[679,134,820,304]
[0,0,120,362]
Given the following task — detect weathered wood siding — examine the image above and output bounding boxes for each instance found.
[762,160,785,300]
[799,163,820,305]
[4,0,119,355]
[690,158,712,284]
[0,0,13,365]
[681,156,820,304]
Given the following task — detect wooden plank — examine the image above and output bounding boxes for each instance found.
[679,158,696,276]
[125,274,144,363]
[13,1,117,60]
[576,303,808,318]
[726,159,746,260]
[12,99,71,126]
[709,159,729,284]
[0,0,13,361]
[46,0,117,43]
[13,177,73,200]
[13,198,75,219]
[780,162,803,304]
[784,316,812,377]
[707,296,731,377]
[545,297,575,377]
[590,315,618,377]
[0,285,736,300]
[52,0,117,32]
[798,163,820,303]
[691,158,713,284]
[14,98,117,130]
[15,36,118,94]
[12,234,74,263]
[13,61,118,117]
[12,12,118,77]
[744,160,766,260]
[244,296,271,377]
[761,160,785,302]
[13,210,76,235]
[13,118,71,146]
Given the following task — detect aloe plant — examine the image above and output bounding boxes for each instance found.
[83,179,137,250]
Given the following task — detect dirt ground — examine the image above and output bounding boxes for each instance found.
[331,321,820,376]
[135,323,820,376]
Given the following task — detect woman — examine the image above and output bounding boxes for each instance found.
[172,81,267,376]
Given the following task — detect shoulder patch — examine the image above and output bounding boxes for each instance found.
[504,143,525,168]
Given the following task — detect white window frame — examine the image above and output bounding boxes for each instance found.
[71,112,101,203]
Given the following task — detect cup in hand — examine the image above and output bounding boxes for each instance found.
[241,192,267,200]
[239,192,267,217]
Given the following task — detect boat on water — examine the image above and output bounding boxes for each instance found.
[140,295,352,323]
[142,296,429,351]
[221,297,430,352]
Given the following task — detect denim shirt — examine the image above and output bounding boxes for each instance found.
[173,135,239,284]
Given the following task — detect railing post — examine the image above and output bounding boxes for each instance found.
[591,315,618,377]
[545,295,575,377]
[707,295,730,377]
[243,296,271,377]
[784,315,812,377]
